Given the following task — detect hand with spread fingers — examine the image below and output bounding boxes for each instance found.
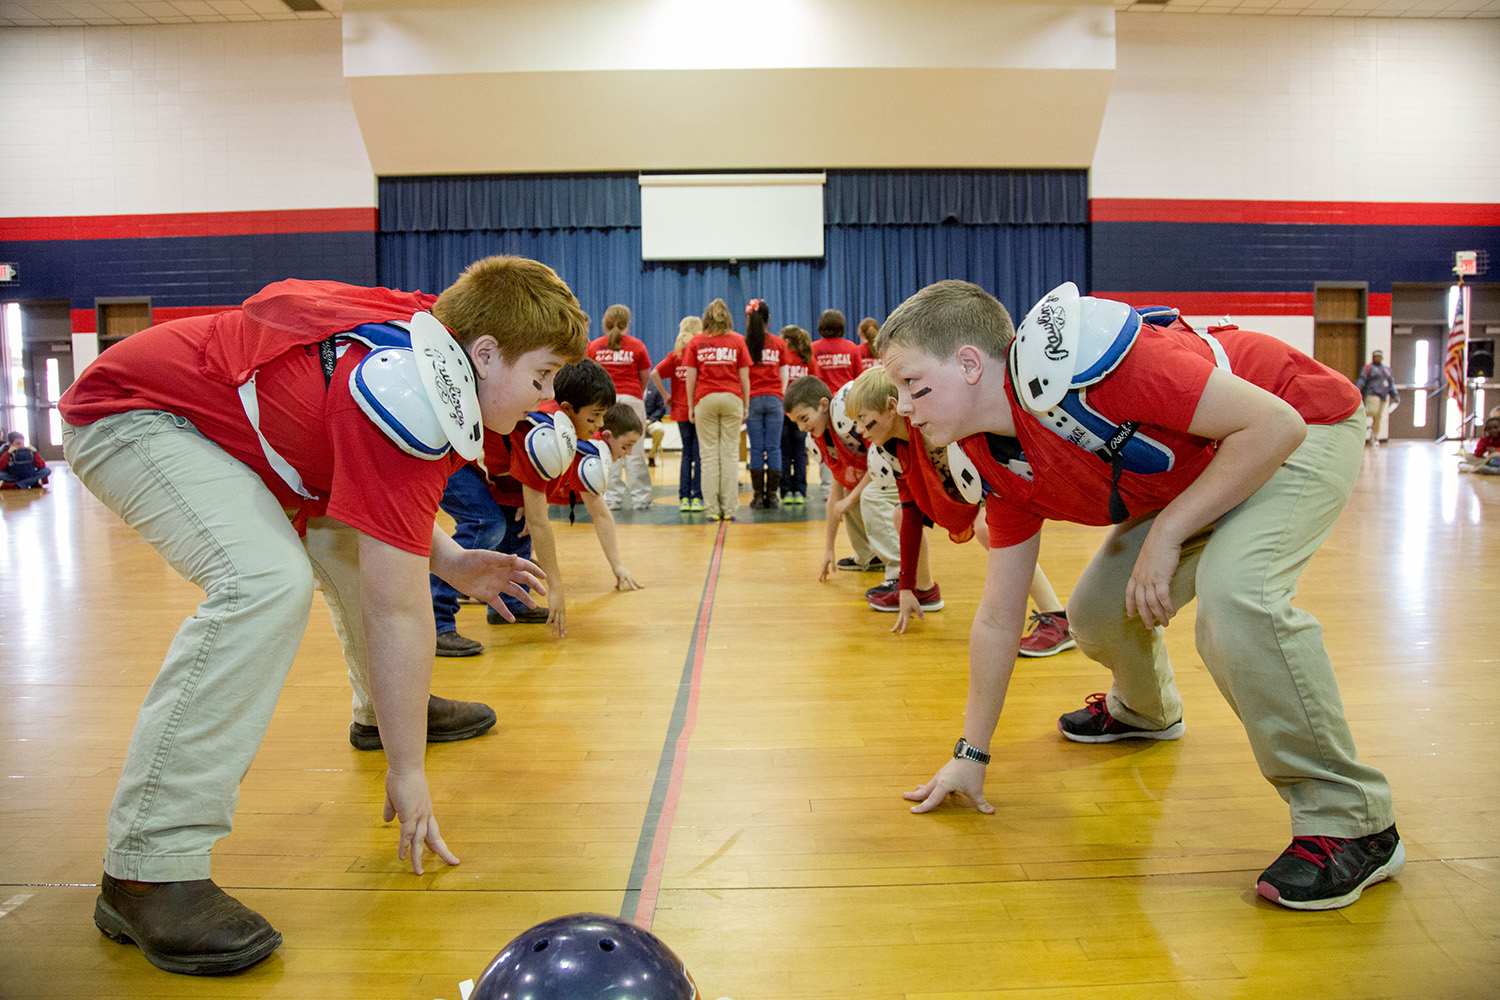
[904,758,993,815]
[384,769,460,875]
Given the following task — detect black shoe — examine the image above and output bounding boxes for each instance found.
[1256,825,1404,910]
[487,604,551,625]
[837,556,884,573]
[348,694,497,751]
[1057,692,1185,743]
[435,631,483,657]
[94,874,282,975]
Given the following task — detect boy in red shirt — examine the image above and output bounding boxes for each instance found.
[1459,413,1500,473]
[844,365,1075,655]
[880,280,1399,912]
[784,375,900,587]
[586,304,653,510]
[506,371,646,638]
[0,431,50,489]
[59,256,588,973]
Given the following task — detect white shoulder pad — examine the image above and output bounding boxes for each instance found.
[829,384,866,454]
[866,443,898,489]
[573,440,608,495]
[945,441,986,504]
[879,441,904,477]
[522,411,578,480]
[349,348,452,460]
[1012,282,1141,413]
[407,311,484,461]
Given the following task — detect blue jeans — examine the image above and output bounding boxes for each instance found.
[0,466,49,488]
[677,421,702,500]
[779,415,806,496]
[430,464,530,632]
[745,394,784,472]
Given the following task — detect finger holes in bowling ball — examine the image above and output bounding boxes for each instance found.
[599,939,616,952]
[533,940,549,952]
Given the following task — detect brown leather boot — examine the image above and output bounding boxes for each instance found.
[348,694,497,751]
[748,468,766,508]
[764,470,781,508]
[94,873,282,975]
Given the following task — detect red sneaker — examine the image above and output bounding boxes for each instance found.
[868,583,944,612]
[1018,611,1076,657]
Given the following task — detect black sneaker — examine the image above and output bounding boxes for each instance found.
[1256,825,1404,910]
[1057,692,1185,743]
[837,556,884,572]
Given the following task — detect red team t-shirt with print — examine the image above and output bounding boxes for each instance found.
[854,342,881,373]
[747,333,790,398]
[654,351,691,422]
[587,334,651,400]
[812,337,858,391]
[964,323,1363,548]
[685,332,751,404]
[60,313,461,556]
[783,353,816,385]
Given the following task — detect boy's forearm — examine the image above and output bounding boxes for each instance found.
[962,535,1041,752]
[523,487,563,592]
[358,535,435,775]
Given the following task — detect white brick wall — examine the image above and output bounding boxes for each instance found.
[0,20,373,217]
[1092,13,1500,202]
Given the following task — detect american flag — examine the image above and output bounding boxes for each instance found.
[1446,283,1469,423]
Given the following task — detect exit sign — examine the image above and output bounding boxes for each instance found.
[0,263,16,283]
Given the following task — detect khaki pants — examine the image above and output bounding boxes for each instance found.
[1065,413,1394,837]
[696,392,744,518]
[65,411,378,880]
[1363,395,1389,443]
[852,481,900,580]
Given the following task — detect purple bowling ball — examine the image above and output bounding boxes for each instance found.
[472,913,698,1000]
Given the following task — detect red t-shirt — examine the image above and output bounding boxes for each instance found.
[60,314,459,555]
[493,400,593,505]
[685,332,750,404]
[812,337,858,391]
[855,342,881,373]
[654,351,690,423]
[1473,435,1500,457]
[747,333,790,399]
[783,355,816,384]
[888,423,977,538]
[970,323,1364,547]
[587,334,651,400]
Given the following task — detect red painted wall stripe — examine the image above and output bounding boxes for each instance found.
[0,208,377,242]
[1094,291,1394,318]
[1090,199,1500,226]
[72,304,235,334]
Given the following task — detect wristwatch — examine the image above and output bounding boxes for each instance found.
[953,737,991,765]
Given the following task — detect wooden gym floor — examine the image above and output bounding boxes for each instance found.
[0,441,1496,999]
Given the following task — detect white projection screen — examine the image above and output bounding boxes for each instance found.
[639,174,826,261]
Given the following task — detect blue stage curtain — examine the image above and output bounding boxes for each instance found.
[377,172,1087,366]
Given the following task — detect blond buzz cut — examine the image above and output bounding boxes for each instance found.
[432,255,589,364]
[874,279,1015,363]
[844,365,898,419]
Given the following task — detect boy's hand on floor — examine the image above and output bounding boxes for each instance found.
[904,758,993,815]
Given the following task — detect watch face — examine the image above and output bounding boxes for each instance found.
[954,737,967,758]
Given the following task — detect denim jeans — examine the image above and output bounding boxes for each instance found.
[745,394,784,472]
[677,420,702,500]
[430,463,531,631]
